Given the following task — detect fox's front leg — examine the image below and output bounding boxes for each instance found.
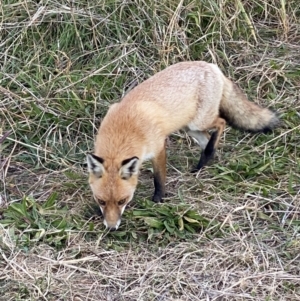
[151,143,166,203]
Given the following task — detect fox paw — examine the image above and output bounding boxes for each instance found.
[152,194,164,203]
[191,166,202,174]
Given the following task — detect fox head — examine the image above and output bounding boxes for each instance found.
[86,153,139,230]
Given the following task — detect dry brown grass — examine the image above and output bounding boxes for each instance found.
[1,236,300,300]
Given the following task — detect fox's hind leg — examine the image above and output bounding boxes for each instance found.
[187,130,210,150]
[188,117,226,172]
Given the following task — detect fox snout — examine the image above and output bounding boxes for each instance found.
[102,204,126,230]
[103,217,121,231]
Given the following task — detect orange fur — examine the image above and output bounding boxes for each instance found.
[87,61,279,229]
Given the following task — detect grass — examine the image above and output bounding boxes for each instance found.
[0,0,300,300]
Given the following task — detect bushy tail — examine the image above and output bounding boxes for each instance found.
[220,77,279,133]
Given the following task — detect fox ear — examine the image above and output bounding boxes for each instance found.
[86,153,105,178]
[119,157,139,179]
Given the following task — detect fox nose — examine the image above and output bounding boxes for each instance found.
[104,219,120,230]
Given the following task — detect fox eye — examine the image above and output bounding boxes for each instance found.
[118,199,126,206]
[98,199,106,206]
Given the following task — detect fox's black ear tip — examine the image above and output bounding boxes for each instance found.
[121,156,139,166]
[86,153,104,164]
[86,152,95,157]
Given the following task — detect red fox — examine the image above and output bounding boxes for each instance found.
[87,61,279,230]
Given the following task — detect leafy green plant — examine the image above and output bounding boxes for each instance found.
[131,200,219,239]
[0,193,83,248]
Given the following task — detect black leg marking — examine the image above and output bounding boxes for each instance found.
[192,131,218,172]
[152,172,165,203]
